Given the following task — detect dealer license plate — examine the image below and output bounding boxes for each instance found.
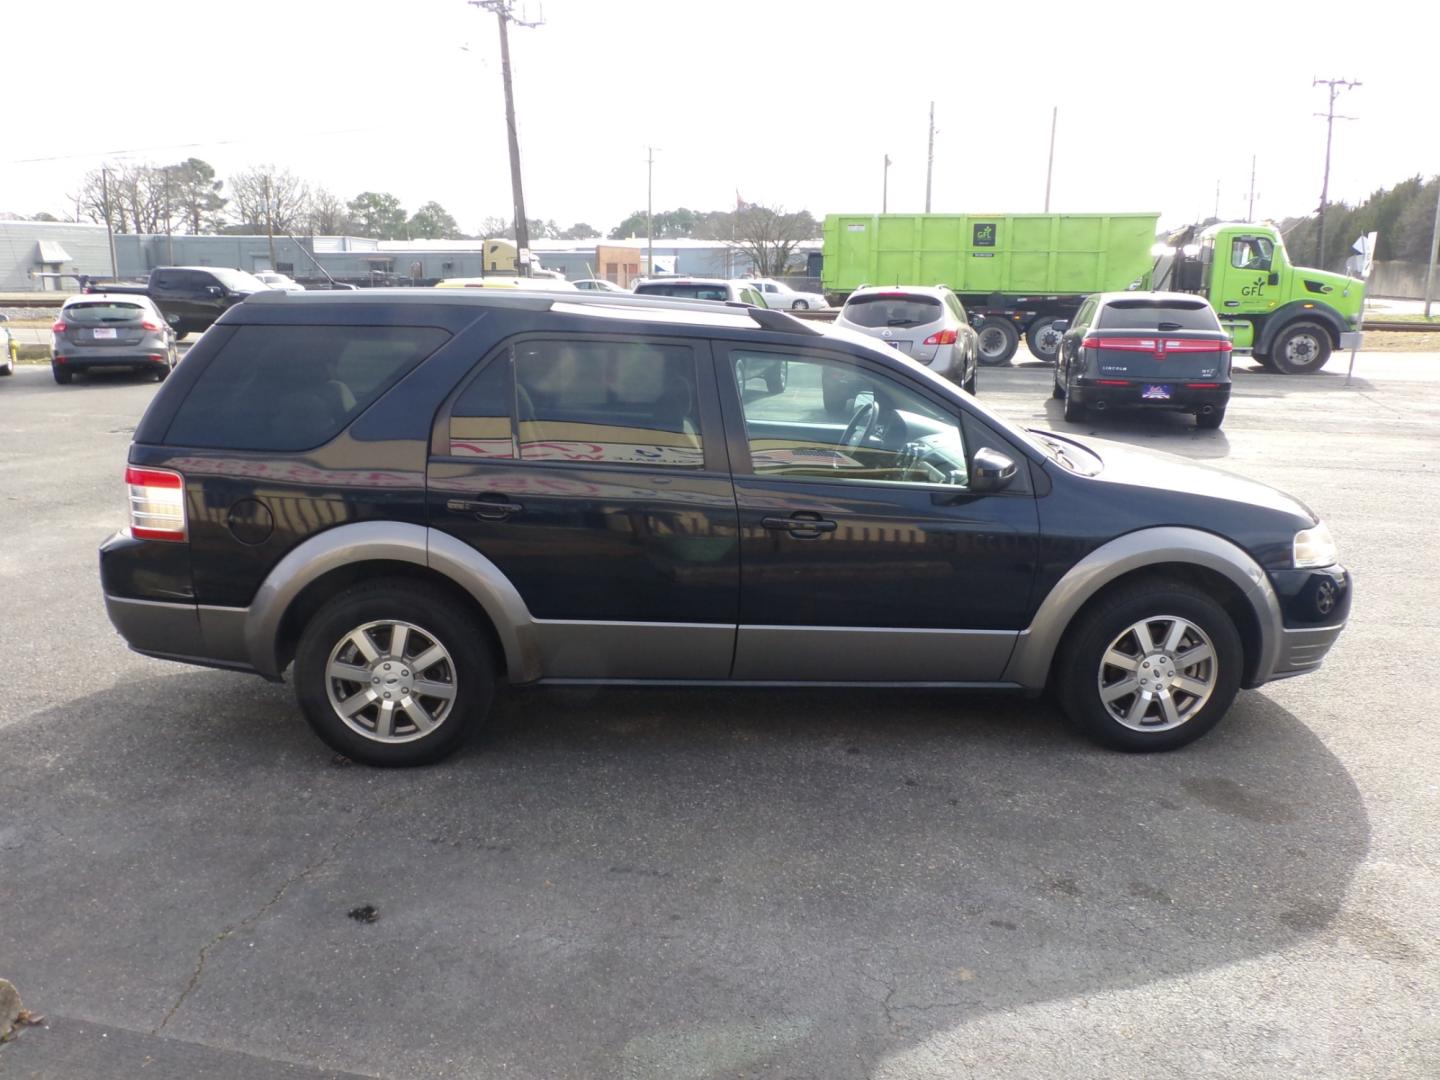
[92,327,117,339]
[1141,384,1171,400]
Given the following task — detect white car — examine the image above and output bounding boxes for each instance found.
[0,314,16,376]
[748,277,828,310]
[254,271,305,291]
[572,278,629,292]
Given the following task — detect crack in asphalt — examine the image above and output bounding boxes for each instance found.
[153,793,410,1034]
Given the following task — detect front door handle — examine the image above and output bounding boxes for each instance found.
[446,497,523,520]
[761,514,837,537]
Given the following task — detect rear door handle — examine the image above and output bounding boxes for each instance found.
[446,497,523,520]
[761,515,837,536]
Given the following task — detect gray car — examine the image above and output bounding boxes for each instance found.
[51,293,178,385]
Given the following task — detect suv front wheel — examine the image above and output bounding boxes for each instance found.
[294,580,494,766]
[1054,580,1243,752]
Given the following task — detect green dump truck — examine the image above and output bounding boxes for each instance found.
[822,213,1364,373]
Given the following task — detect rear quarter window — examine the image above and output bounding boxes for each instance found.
[162,325,449,451]
[1098,301,1220,331]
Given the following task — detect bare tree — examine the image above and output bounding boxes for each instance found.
[306,187,352,235]
[229,165,309,234]
[729,204,819,276]
[72,163,164,233]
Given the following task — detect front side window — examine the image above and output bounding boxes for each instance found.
[164,325,449,451]
[514,340,704,468]
[1230,236,1274,271]
[732,351,968,488]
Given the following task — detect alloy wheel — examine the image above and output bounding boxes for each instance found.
[324,619,458,743]
[1095,615,1217,732]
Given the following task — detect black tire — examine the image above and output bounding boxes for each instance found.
[1052,363,1066,399]
[1196,406,1225,430]
[155,365,170,382]
[822,379,850,417]
[0,355,13,376]
[1270,321,1333,375]
[52,366,72,385]
[765,361,788,395]
[293,580,494,766]
[1025,319,1062,363]
[1062,368,1085,422]
[976,317,1019,366]
[1252,352,1276,370]
[1054,579,1243,752]
[962,367,977,395]
[791,300,809,311]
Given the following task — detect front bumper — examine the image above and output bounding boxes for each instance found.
[1259,564,1351,682]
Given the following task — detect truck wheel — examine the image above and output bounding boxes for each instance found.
[294,579,493,766]
[1271,322,1332,375]
[976,318,1019,366]
[822,378,851,418]
[765,360,788,394]
[1025,320,1063,363]
[1054,579,1243,752]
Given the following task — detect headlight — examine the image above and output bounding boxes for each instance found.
[1293,521,1338,568]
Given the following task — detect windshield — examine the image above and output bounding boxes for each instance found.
[63,301,147,324]
[209,267,269,292]
[844,294,943,328]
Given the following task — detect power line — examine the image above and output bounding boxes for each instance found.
[1,127,380,166]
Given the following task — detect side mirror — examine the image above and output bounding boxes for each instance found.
[206,285,224,297]
[1050,319,1069,332]
[1267,272,1280,286]
[0,313,9,323]
[970,447,1017,493]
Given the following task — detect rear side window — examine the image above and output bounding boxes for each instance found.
[514,339,704,468]
[844,294,943,328]
[163,325,449,451]
[1098,301,1220,331]
[63,302,146,324]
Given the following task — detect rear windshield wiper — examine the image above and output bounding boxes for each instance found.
[1157,321,1183,332]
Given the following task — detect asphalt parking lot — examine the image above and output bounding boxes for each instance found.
[2,351,1437,1079]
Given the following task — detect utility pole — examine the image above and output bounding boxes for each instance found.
[101,167,118,278]
[1247,155,1257,221]
[1043,106,1057,212]
[924,101,935,213]
[164,166,174,264]
[1424,176,1440,318]
[882,153,891,213]
[1214,180,1221,221]
[263,173,276,269]
[471,0,543,275]
[1313,77,1360,269]
[646,146,655,278]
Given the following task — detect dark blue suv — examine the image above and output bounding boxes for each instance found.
[100,289,1350,765]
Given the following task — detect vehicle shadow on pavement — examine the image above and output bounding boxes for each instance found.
[1039,398,1234,453]
[1,673,1369,1080]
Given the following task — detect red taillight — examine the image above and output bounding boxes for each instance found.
[52,320,67,333]
[1184,382,1222,389]
[1096,379,1132,386]
[125,466,187,542]
[923,328,958,346]
[141,320,162,331]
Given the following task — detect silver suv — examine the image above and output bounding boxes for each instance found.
[831,284,979,415]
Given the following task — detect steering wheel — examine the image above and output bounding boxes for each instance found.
[841,400,880,447]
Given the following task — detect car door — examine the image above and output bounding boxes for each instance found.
[427,333,741,680]
[1059,297,1098,380]
[717,343,1041,682]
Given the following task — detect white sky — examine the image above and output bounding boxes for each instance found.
[2,0,1433,235]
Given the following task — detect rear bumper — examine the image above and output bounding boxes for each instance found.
[55,352,168,370]
[1071,380,1231,412]
[103,593,259,675]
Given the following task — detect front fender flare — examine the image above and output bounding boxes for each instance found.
[1002,526,1284,690]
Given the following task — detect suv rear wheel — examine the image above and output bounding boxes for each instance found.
[1054,580,1242,752]
[294,580,494,766]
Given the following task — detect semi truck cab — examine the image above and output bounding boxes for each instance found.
[1161,223,1364,374]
